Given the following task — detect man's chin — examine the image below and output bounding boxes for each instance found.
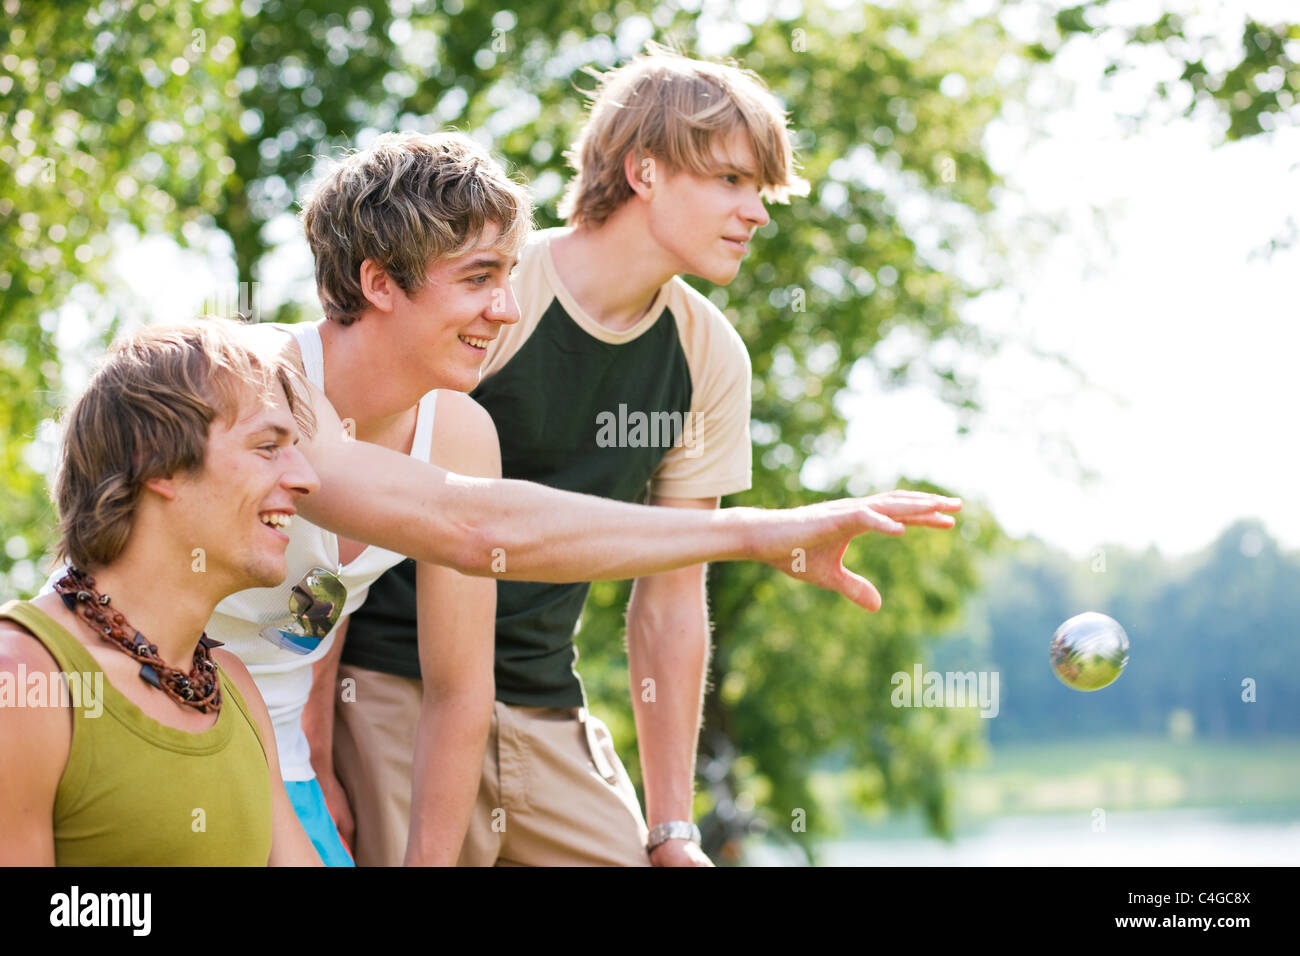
[246,563,289,591]
[424,362,479,394]
[447,364,481,394]
[702,254,745,285]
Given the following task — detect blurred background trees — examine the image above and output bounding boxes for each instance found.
[3,0,1296,862]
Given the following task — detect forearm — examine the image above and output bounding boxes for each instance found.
[300,438,962,607]
[404,690,492,866]
[406,557,495,866]
[303,619,348,780]
[464,479,762,581]
[627,587,710,827]
[269,783,327,867]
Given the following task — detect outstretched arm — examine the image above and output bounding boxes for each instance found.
[294,379,959,608]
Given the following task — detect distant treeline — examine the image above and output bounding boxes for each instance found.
[931,520,1299,742]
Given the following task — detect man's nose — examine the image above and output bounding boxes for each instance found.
[742,189,770,228]
[282,447,321,498]
[487,279,521,325]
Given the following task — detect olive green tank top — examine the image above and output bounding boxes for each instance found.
[0,600,274,866]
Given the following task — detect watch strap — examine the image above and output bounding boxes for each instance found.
[647,820,702,850]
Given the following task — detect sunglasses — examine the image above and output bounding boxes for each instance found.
[259,567,347,655]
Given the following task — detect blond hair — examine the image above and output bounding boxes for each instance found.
[54,318,316,570]
[301,132,533,326]
[559,43,810,228]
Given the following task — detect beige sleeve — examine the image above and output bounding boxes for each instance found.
[479,233,553,380]
[648,283,753,500]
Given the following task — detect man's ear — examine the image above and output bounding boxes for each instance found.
[624,151,658,201]
[142,475,178,501]
[358,259,399,313]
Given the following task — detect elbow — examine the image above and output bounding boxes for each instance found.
[446,521,504,577]
[445,522,486,576]
[430,486,491,576]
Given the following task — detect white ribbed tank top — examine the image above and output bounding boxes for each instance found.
[205,321,438,781]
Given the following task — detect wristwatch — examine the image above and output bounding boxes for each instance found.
[646,821,702,850]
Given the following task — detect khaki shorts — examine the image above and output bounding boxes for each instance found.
[333,664,650,867]
[332,664,422,867]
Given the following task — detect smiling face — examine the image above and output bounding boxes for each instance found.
[169,383,320,593]
[641,130,772,285]
[387,221,522,393]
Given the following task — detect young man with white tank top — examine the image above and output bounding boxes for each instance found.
[202,320,447,864]
[207,132,961,865]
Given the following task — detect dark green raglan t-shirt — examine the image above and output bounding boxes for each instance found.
[340,228,753,707]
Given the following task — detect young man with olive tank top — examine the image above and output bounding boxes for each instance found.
[0,321,323,865]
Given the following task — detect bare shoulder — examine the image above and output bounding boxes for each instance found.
[0,618,71,758]
[0,615,68,863]
[0,617,62,674]
[429,389,500,477]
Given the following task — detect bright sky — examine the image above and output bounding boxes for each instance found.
[835,3,1300,559]
[49,0,1300,567]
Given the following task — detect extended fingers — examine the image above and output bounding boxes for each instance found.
[830,566,883,612]
[860,506,906,535]
[893,512,958,528]
[868,493,962,516]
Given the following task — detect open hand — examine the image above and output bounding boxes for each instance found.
[755,491,962,611]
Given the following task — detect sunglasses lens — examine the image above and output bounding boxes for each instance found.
[258,568,347,655]
[293,568,347,638]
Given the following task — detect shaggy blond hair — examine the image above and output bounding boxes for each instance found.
[301,132,533,326]
[54,318,315,570]
[559,43,809,227]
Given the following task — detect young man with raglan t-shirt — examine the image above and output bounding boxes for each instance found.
[324,49,938,866]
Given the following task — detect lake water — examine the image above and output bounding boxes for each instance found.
[751,807,1300,866]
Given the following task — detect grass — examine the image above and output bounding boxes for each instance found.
[817,735,1300,839]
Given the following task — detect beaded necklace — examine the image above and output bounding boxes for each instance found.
[53,567,223,713]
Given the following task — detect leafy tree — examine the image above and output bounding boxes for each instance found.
[1,0,240,592]
[1048,1,1299,253]
[3,0,1043,859]
[1050,1,1299,141]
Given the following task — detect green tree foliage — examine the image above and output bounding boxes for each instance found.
[1050,1,1299,141]
[1,0,240,586]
